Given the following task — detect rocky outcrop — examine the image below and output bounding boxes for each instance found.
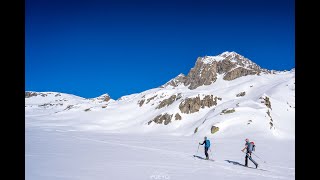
[260,96,272,109]
[267,110,271,117]
[146,95,157,104]
[148,113,173,125]
[179,95,217,114]
[161,74,187,88]
[179,96,200,114]
[175,113,182,120]
[183,58,221,89]
[269,122,274,129]
[25,92,48,98]
[25,92,38,98]
[194,127,198,134]
[236,91,246,97]
[201,95,217,108]
[223,67,258,81]
[221,108,235,114]
[176,93,182,100]
[103,96,110,102]
[96,94,111,102]
[156,95,177,109]
[211,126,219,134]
[38,103,54,107]
[64,105,74,110]
[266,109,274,129]
[264,97,272,109]
[138,99,145,107]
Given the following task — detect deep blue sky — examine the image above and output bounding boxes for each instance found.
[26,0,295,99]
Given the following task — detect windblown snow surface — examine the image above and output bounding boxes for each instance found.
[26,70,295,180]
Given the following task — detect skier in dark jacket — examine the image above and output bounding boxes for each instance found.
[241,138,258,168]
[199,136,211,160]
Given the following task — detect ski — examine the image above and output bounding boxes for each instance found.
[193,155,215,161]
[225,160,268,171]
[241,165,268,172]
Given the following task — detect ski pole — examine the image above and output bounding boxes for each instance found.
[195,144,200,155]
[252,152,266,163]
[242,151,266,163]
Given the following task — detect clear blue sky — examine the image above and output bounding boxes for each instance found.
[26,0,295,99]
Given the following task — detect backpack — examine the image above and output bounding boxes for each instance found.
[250,142,255,151]
[205,139,210,148]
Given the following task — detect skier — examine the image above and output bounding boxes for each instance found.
[199,136,211,160]
[241,138,258,168]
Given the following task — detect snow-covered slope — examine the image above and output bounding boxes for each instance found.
[26,128,295,180]
[25,51,295,139]
[25,51,295,180]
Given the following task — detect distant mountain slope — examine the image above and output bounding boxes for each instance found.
[25,52,295,139]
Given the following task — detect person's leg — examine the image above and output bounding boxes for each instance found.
[248,155,258,168]
[205,147,209,159]
[245,153,248,166]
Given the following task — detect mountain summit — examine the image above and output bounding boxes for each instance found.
[163,51,270,89]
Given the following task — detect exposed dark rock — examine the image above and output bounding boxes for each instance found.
[236,91,246,97]
[176,93,182,100]
[148,113,173,125]
[266,110,271,118]
[201,95,217,108]
[223,67,258,81]
[156,95,177,109]
[25,92,38,98]
[211,126,219,134]
[269,122,273,129]
[221,108,235,114]
[161,74,187,88]
[194,127,198,134]
[263,96,272,109]
[175,113,182,120]
[64,105,74,110]
[179,96,201,114]
[38,103,54,107]
[96,94,111,102]
[146,95,157,104]
[138,99,145,107]
[179,95,217,114]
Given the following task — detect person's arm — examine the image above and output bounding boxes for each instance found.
[241,145,247,152]
[199,140,205,145]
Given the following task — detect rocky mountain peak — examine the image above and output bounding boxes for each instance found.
[219,51,241,58]
[94,93,111,102]
[163,51,270,89]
